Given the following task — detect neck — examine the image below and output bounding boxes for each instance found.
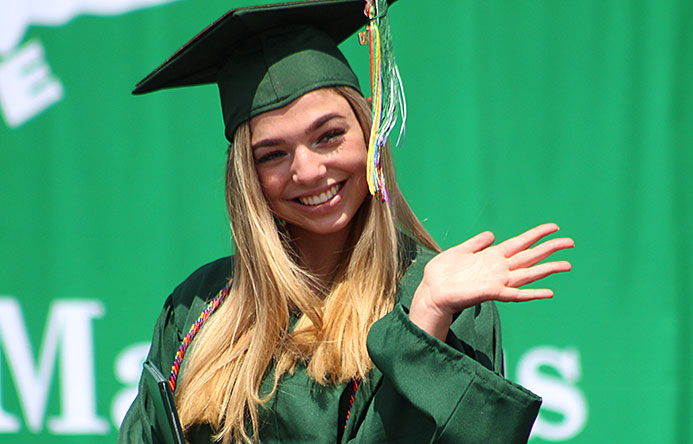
[288,225,353,285]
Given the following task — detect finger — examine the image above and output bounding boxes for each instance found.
[498,287,554,302]
[508,237,575,270]
[508,260,572,287]
[454,231,495,254]
[498,223,559,258]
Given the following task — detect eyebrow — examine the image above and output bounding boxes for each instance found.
[251,112,345,150]
[306,112,344,134]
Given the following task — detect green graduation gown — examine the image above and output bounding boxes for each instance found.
[118,242,541,444]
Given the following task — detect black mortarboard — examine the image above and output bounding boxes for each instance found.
[134,0,395,142]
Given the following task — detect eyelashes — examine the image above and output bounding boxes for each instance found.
[317,128,346,144]
[254,127,347,164]
[255,151,285,164]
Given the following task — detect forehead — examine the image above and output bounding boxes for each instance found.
[249,88,354,141]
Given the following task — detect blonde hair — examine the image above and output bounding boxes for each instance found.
[174,86,439,443]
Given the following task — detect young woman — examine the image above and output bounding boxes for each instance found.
[119,1,574,443]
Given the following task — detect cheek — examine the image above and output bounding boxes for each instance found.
[342,137,368,172]
[255,169,283,201]
[349,143,371,199]
[351,149,368,182]
[346,152,369,198]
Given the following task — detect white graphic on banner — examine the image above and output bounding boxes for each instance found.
[0,0,178,54]
[0,0,177,127]
[0,297,108,433]
[0,40,63,127]
[517,346,588,441]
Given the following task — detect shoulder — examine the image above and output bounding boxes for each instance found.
[166,256,234,333]
[170,256,234,304]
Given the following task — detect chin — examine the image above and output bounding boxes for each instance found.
[288,215,354,237]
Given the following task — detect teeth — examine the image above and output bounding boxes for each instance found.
[298,184,341,206]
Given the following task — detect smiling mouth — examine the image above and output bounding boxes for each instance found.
[297,183,343,206]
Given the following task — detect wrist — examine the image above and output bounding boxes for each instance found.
[409,283,454,342]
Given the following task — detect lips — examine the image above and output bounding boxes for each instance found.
[296,183,343,206]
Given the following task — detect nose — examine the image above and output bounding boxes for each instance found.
[291,146,327,184]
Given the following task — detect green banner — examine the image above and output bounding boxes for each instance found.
[1,1,691,443]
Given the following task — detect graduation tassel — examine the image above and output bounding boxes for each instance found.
[363,0,406,203]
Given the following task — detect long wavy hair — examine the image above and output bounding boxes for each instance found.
[174,86,439,443]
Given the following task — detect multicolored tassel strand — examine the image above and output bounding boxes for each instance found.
[364,0,407,203]
[168,280,232,392]
[343,379,360,432]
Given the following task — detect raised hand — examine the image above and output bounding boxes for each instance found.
[409,223,574,341]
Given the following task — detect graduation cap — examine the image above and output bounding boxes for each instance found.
[134,0,396,143]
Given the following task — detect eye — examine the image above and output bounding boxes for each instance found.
[255,150,285,164]
[317,128,345,145]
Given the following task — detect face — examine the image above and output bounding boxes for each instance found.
[250,89,369,238]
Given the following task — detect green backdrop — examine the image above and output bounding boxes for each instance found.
[1,1,691,443]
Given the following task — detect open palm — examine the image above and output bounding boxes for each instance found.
[409,223,574,340]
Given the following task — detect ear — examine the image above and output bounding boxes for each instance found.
[366,96,373,108]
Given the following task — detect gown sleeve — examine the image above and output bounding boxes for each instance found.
[345,247,541,444]
[117,295,178,444]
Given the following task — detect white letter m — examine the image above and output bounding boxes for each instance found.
[0,297,108,433]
